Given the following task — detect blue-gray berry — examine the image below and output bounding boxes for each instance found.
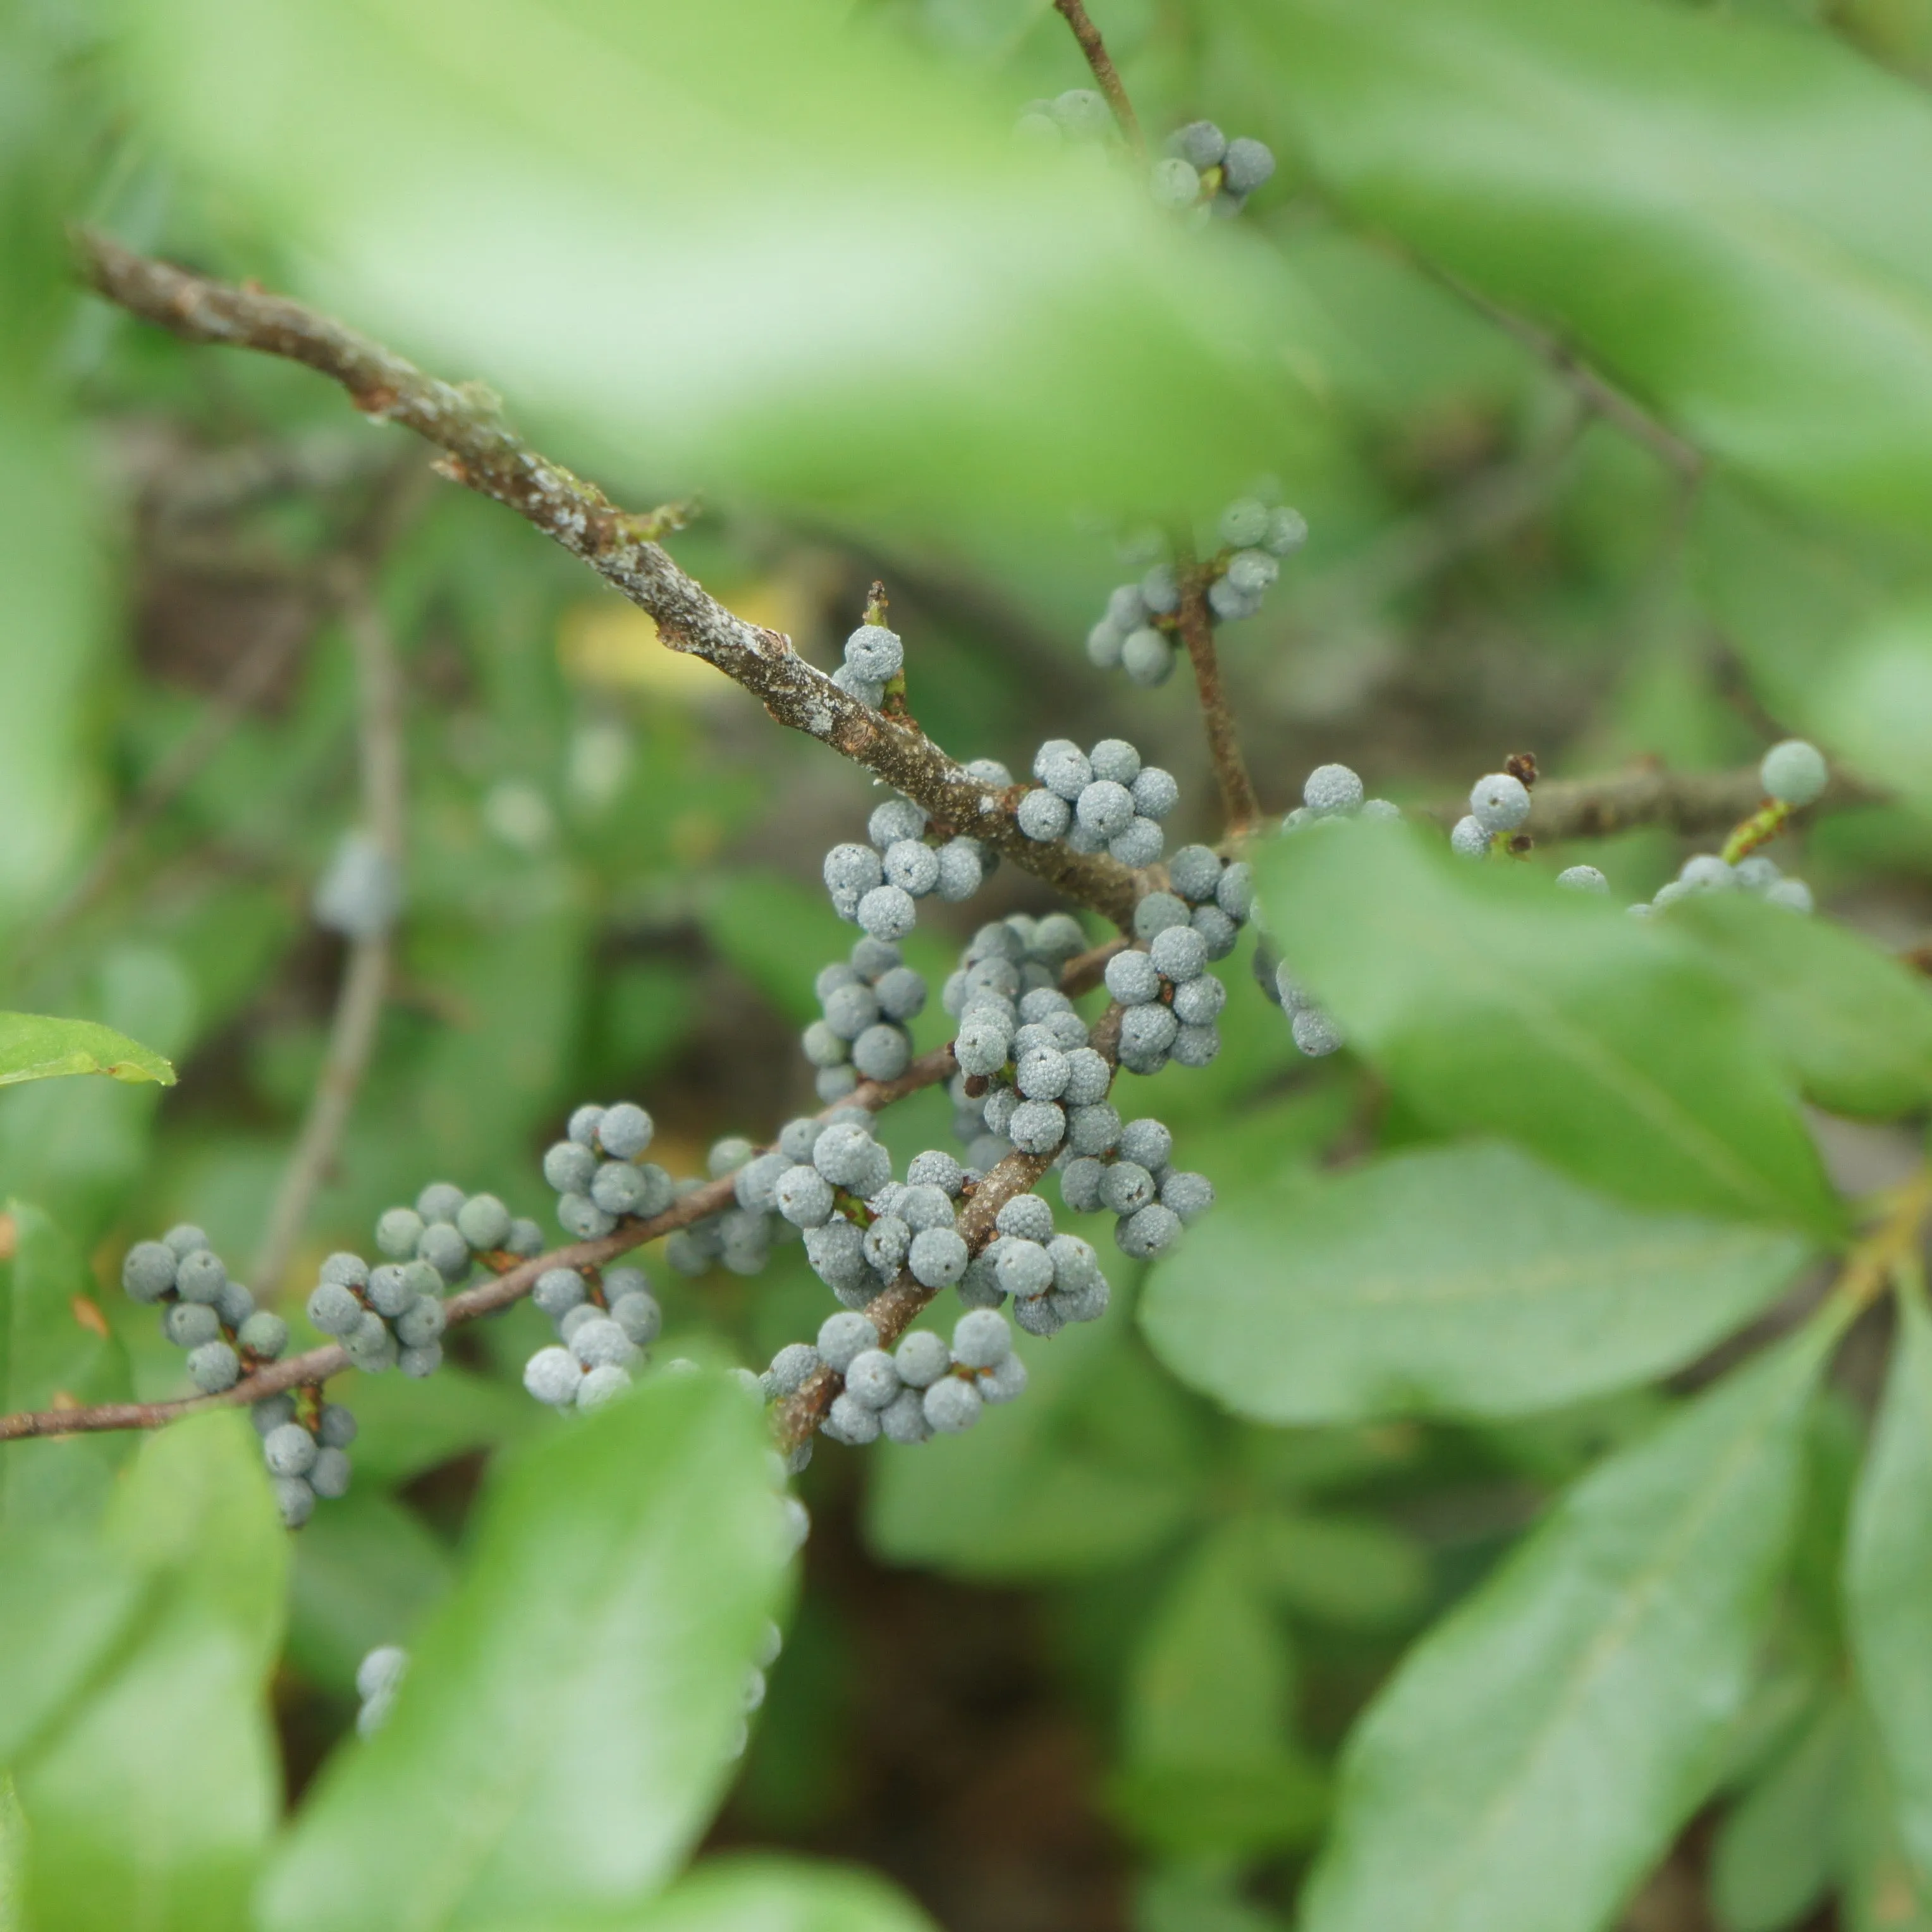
[765,1342,822,1397]
[844,1348,902,1409]
[306,1281,364,1338]
[1470,773,1531,833]
[1169,119,1227,168]
[1219,498,1270,547]
[565,1107,605,1149]
[1007,1100,1066,1154]
[1119,1004,1179,1062]
[121,1240,177,1303]
[1120,628,1175,687]
[817,1311,878,1373]
[879,1386,933,1444]
[542,1141,597,1195]
[1151,155,1201,207]
[1161,1171,1216,1223]
[273,1476,315,1529]
[883,840,940,898]
[1149,924,1206,982]
[952,1307,1012,1369]
[856,884,917,941]
[864,1215,911,1275]
[1173,975,1226,1025]
[365,1264,413,1319]
[174,1248,228,1305]
[416,1223,470,1281]
[236,1311,289,1360]
[1761,739,1828,807]
[895,1330,951,1389]
[416,1182,466,1223]
[523,1345,582,1406]
[215,1278,255,1329]
[608,1291,661,1347]
[376,1206,426,1258]
[909,1226,969,1288]
[996,1193,1055,1244]
[852,1024,912,1082]
[1305,764,1364,816]
[845,623,904,681]
[923,1377,982,1434]
[1292,1008,1345,1056]
[186,1341,240,1393]
[1221,136,1275,193]
[252,1394,297,1434]
[1104,950,1161,1007]
[310,1446,353,1498]
[591,1160,652,1217]
[264,1422,318,1477]
[1116,1202,1183,1259]
[826,1392,881,1445]
[316,1403,358,1448]
[455,1194,511,1251]
[162,1223,210,1258]
[1556,865,1610,895]
[1016,789,1072,841]
[396,1296,447,1348]
[868,799,927,849]
[1099,1162,1157,1216]
[907,1149,965,1196]
[1067,1103,1122,1156]
[995,1238,1055,1300]
[1265,506,1308,555]
[558,1192,618,1240]
[570,1316,635,1371]
[1060,1157,1106,1214]
[1450,814,1492,860]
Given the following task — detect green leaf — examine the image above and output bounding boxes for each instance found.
[1673,894,1932,1119]
[596,1854,939,1932]
[0,1201,133,1526]
[1113,1524,1328,1857]
[1141,1141,1809,1424]
[119,0,1324,548]
[0,1523,148,1764]
[13,1413,287,1932]
[1843,1712,1932,1932]
[1256,822,1840,1234]
[0,1013,174,1089]
[1846,1289,1932,1885]
[260,1374,785,1932]
[1711,1695,1850,1932]
[1251,1511,1430,1630]
[1300,1330,1827,1932]
[1252,0,1932,533]
[864,1316,1205,1582]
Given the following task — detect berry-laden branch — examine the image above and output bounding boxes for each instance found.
[77,232,1143,931]
[1051,0,1145,157]
[1422,756,1883,845]
[0,1042,961,1443]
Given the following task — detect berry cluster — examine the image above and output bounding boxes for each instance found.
[540,1102,675,1242]
[354,1644,407,1737]
[802,938,926,1104]
[1103,890,1241,1074]
[1639,852,1814,917]
[1058,1113,1211,1264]
[1152,121,1277,219]
[770,1305,1028,1447]
[963,1190,1115,1335]
[522,1263,662,1410]
[121,1226,290,1395]
[822,793,990,946]
[1448,769,1534,861]
[1086,494,1307,687]
[1015,737,1176,867]
[305,1177,519,1381]
[829,618,904,711]
[663,1135,797,1279]
[251,1391,357,1527]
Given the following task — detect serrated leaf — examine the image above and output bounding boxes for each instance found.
[119,0,1324,549]
[259,1374,785,1932]
[1300,1330,1826,1932]
[1142,1141,1808,1424]
[0,1013,174,1089]
[1847,1290,1932,1886]
[1252,0,1932,533]
[13,1413,287,1932]
[1256,822,1841,1234]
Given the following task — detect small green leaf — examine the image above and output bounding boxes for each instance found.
[13,1413,287,1932]
[1674,895,1932,1120]
[1711,1695,1850,1932]
[0,1013,174,1089]
[1300,1330,1827,1932]
[1847,1290,1932,1885]
[864,1316,1205,1582]
[1256,822,1841,1234]
[1113,1524,1328,1857]
[0,1201,133,1527]
[608,1854,939,1932]
[260,1374,784,1932]
[1251,1512,1430,1630]
[1141,1141,1808,1424]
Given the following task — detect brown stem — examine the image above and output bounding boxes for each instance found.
[76,232,1141,929]
[1051,0,1145,157]
[1175,549,1262,833]
[1422,758,1884,844]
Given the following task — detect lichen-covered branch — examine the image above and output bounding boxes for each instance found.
[77,232,1142,929]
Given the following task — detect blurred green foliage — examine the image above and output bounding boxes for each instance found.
[0,0,1929,1928]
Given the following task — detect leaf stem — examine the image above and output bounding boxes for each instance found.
[1051,0,1145,158]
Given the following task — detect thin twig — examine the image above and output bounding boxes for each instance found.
[249,577,409,1293]
[1421,758,1883,844]
[1173,547,1261,833]
[77,232,1141,929]
[1052,0,1144,157]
